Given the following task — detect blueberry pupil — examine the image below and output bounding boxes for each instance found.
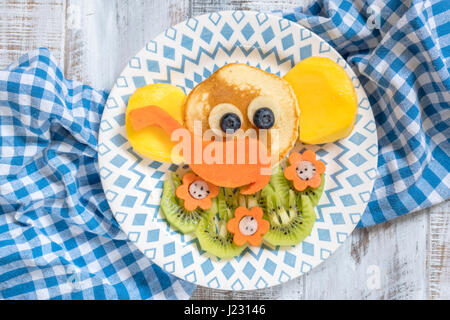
[253,108,275,129]
[220,113,241,133]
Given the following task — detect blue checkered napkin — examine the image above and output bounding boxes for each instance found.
[0,48,195,299]
[277,0,450,227]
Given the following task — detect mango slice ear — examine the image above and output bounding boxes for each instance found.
[283,57,358,145]
[125,84,186,163]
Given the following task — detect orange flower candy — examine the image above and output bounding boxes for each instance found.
[175,172,219,211]
[284,150,326,191]
[227,206,270,246]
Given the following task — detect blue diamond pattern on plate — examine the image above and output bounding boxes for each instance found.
[132,76,145,88]
[209,12,221,25]
[181,35,193,50]
[263,258,276,275]
[317,228,331,242]
[147,59,160,72]
[114,114,125,126]
[147,229,159,242]
[222,262,235,280]
[98,11,378,291]
[330,213,345,225]
[186,18,198,32]
[262,26,275,43]
[347,174,364,187]
[114,212,127,224]
[100,119,112,132]
[129,57,141,69]
[243,262,256,280]
[133,215,149,228]
[241,22,255,40]
[200,27,213,44]
[300,28,312,40]
[201,260,214,276]
[281,34,294,50]
[182,252,194,268]
[100,167,113,179]
[300,44,312,59]
[114,175,131,188]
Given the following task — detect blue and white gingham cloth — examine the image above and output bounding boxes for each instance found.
[0,0,448,299]
[276,0,449,227]
[0,49,195,299]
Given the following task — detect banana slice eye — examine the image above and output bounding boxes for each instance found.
[247,96,279,129]
[208,103,243,135]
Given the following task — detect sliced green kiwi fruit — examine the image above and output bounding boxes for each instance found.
[160,172,203,234]
[246,192,260,208]
[217,187,233,220]
[195,190,246,259]
[296,174,325,207]
[163,163,323,252]
[224,187,239,210]
[269,165,291,208]
[263,185,316,247]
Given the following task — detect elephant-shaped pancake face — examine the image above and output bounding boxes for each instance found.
[183,63,300,164]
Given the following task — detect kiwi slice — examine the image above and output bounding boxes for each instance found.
[160,172,203,234]
[246,192,260,208]
[296,174,325,207]
[224,187,239,210]
[195,190,246,259]
[269,165,291,207]
[217,188,231,220]
[263,185,316,247]
[238,193,247,207]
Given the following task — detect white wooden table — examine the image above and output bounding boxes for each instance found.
[1,0,448,300]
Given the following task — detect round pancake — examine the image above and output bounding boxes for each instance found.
[184,63,300,164]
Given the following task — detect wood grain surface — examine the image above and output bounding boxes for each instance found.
[0,0,448,300]
[0,0,66,68]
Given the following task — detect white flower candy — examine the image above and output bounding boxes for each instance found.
[188,180,210,199]
[238,216,258,236]
[296,161,316,181]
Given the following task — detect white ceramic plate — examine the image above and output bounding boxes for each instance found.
[98,11,378,290]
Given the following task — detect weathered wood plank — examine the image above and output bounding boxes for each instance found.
[429,201,450,299]
[64,0,190,88]
[191,0,301,16]
[0,0,66,69]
